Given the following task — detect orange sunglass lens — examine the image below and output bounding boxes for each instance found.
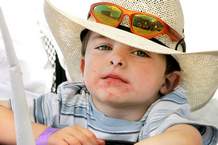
[132,14,164,36]
[93,5,122,27]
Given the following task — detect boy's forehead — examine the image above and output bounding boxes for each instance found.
[88,31,131,47]
[89,31,109,41]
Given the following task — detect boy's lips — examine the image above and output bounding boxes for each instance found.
[101,74,129,84]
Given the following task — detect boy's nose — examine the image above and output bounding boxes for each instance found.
[109,42,128,68]
[109,52,126,68]
[110,59,123,66]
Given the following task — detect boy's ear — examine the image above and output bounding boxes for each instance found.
[159,71,181,95]
[80,58,85,75]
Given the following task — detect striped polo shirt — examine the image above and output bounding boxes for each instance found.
[33,82,218,144]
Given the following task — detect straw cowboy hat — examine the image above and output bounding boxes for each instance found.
[44,0,218,110]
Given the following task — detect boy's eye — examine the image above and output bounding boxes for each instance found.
[95,45,112,51]
[132,50,150,57]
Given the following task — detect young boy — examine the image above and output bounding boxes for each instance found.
[0,0,218,145]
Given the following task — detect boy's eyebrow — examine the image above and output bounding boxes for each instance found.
[91,33,109,41]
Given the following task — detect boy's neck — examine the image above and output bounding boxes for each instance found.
[92,99,151,121]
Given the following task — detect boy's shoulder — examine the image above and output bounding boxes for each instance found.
[159,86,188,105]
[34,81,90,125]
[56,81,89,102]
[141,87,190,135]
[57,81,87,92]
[145,87,190,119]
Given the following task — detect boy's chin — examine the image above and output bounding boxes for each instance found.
[94,91,133,105]
[97,79,132,93]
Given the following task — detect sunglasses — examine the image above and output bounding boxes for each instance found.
[89,2,182,42]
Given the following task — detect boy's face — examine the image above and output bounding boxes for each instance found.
[80,32,170,116]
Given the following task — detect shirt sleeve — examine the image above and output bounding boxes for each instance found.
[33,92,60,126]
[33,81,87,127]
[139,88,218,145]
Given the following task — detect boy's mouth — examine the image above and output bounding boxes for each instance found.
[102,74,129,84]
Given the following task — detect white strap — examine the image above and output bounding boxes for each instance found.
[0,7,35,145]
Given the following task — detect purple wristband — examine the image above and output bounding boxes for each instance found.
[36,127,59,145]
